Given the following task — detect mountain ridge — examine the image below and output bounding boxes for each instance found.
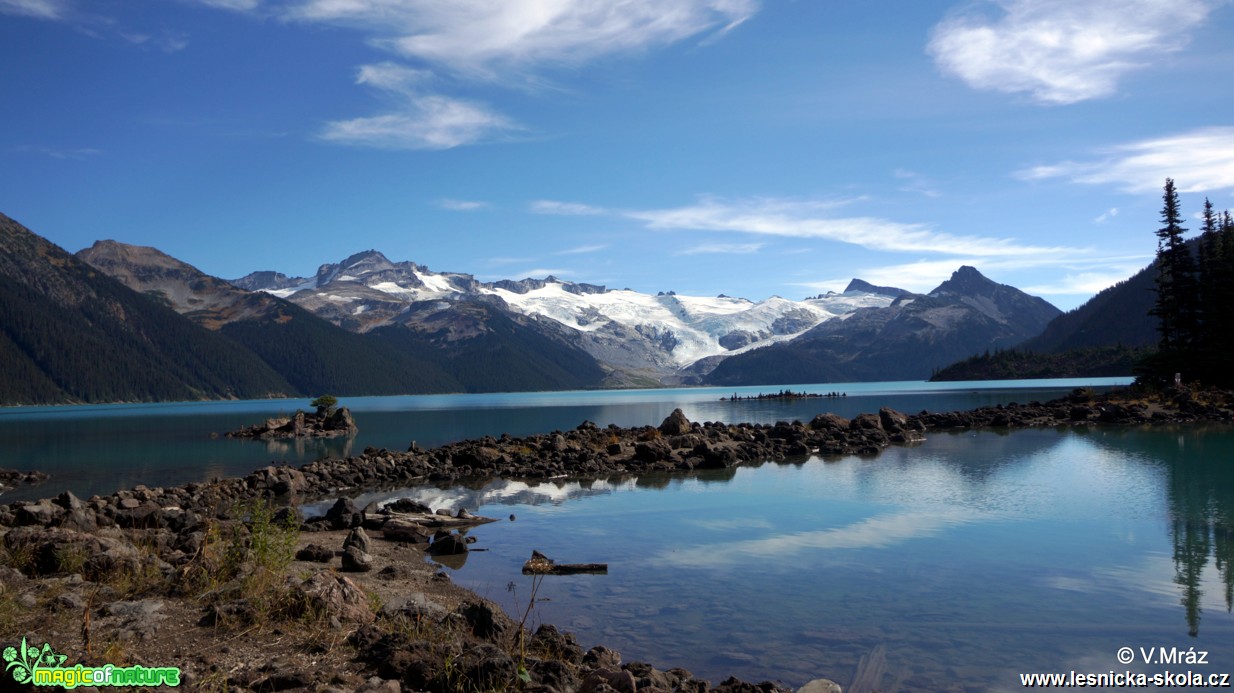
[702,266,1063,384]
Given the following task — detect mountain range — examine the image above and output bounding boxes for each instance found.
[1,211,1111,405]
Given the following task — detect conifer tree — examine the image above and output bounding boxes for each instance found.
[1197,198,1219,353]
[1150,178,1199,353]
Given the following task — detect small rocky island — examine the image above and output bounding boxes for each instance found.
[227,396,359,440]
[0,468,49,495]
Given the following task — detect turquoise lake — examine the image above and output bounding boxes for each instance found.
[5,378,1233,691]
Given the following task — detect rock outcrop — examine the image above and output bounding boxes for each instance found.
[227,407,358,439]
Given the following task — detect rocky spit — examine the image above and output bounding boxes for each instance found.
[1,385,1231,692]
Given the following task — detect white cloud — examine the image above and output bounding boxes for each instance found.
[894,168,941,198]
[438,198,489,211]
[1018,126,1234,194]
[191,0,262,10]
[287,0,757,76]
[194,1,757,150]
[515,268,573,279]
[529,200,607,216]
[675,242,765,255]
[121,31,190,52]
[795,254,1149,296]
[0,0,67,19]
[15,145,103,160]
[1021,270,1145,296]
[320,63,520,149]
[627,196,1070,256]
[928,0,1214,104]
[1094,208,1118,223]
[556,244,608,255]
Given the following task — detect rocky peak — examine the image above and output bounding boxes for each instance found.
[930,266,995,298]
[843,278,910,298]
[231,270,298,292]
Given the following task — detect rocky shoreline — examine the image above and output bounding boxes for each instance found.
[1,385,1231,692]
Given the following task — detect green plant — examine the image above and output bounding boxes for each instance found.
[54,543,89,576]
[510,573,547,686]
[310,394,338,416]
[184,499,300,629]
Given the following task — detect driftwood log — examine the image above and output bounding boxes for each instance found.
[522,550,608,575]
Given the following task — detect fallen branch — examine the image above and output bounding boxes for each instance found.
[522,550,608,575]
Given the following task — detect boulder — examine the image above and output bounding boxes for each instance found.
[799,679,843,693]
[386,498,432,514]
[341,545,374,572]
[295,544,334,563]
[658,408,692,435]
[849,413,883,431]
[809,413,850,432]
[383,519,431,544]
[426,534,468,556]
[324,498,361,530]
[877,407,911,432]
[457,601,505,640]
[326,407,359,433]
[579,669,638,693]
[291,571,374,626]
[343,527,371,554]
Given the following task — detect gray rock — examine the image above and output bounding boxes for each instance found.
[426,534,468,556]
[292,571,375,625]
[457,601,505,640]
[341,545,374,572]
[799,678,843,693]
[659,408,692,435]
[343,527,371,554]
[356,677,401,693]
[582,645,622,670]
[382,518,430,544]
[381,591,448,621]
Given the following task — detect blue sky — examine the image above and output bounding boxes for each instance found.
[2,0,1232,310]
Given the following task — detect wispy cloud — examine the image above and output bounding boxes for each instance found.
[320,62,520,150]
[1017,126,1234,194]
[3,1,192,51]
[795,254,1150,296]
[530,200,607,216]
[928,0,1215,104]
[286,0,757,77]
[198,1,757,150]
[627,196,1071,256]
[190,0,262,10]
[0,0,67,19]
[1021,270,1146,296]
[15,145,103,160]
[556,244,608,255]
[894,168,941,198]
[438,198,489,211]
[1094,208,1118,224]
[514,268,573,280]
[120,31,190,52]
[675,242,765,256]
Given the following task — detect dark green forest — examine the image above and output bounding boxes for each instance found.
[1138,179,1234,388]
[930,345,1150,381]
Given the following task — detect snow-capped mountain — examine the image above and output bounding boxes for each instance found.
[232,250,898,381]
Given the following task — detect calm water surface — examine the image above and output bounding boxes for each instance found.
[9,377,1227,692]
[376,425,1234,692]
[0,378,1127,502]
